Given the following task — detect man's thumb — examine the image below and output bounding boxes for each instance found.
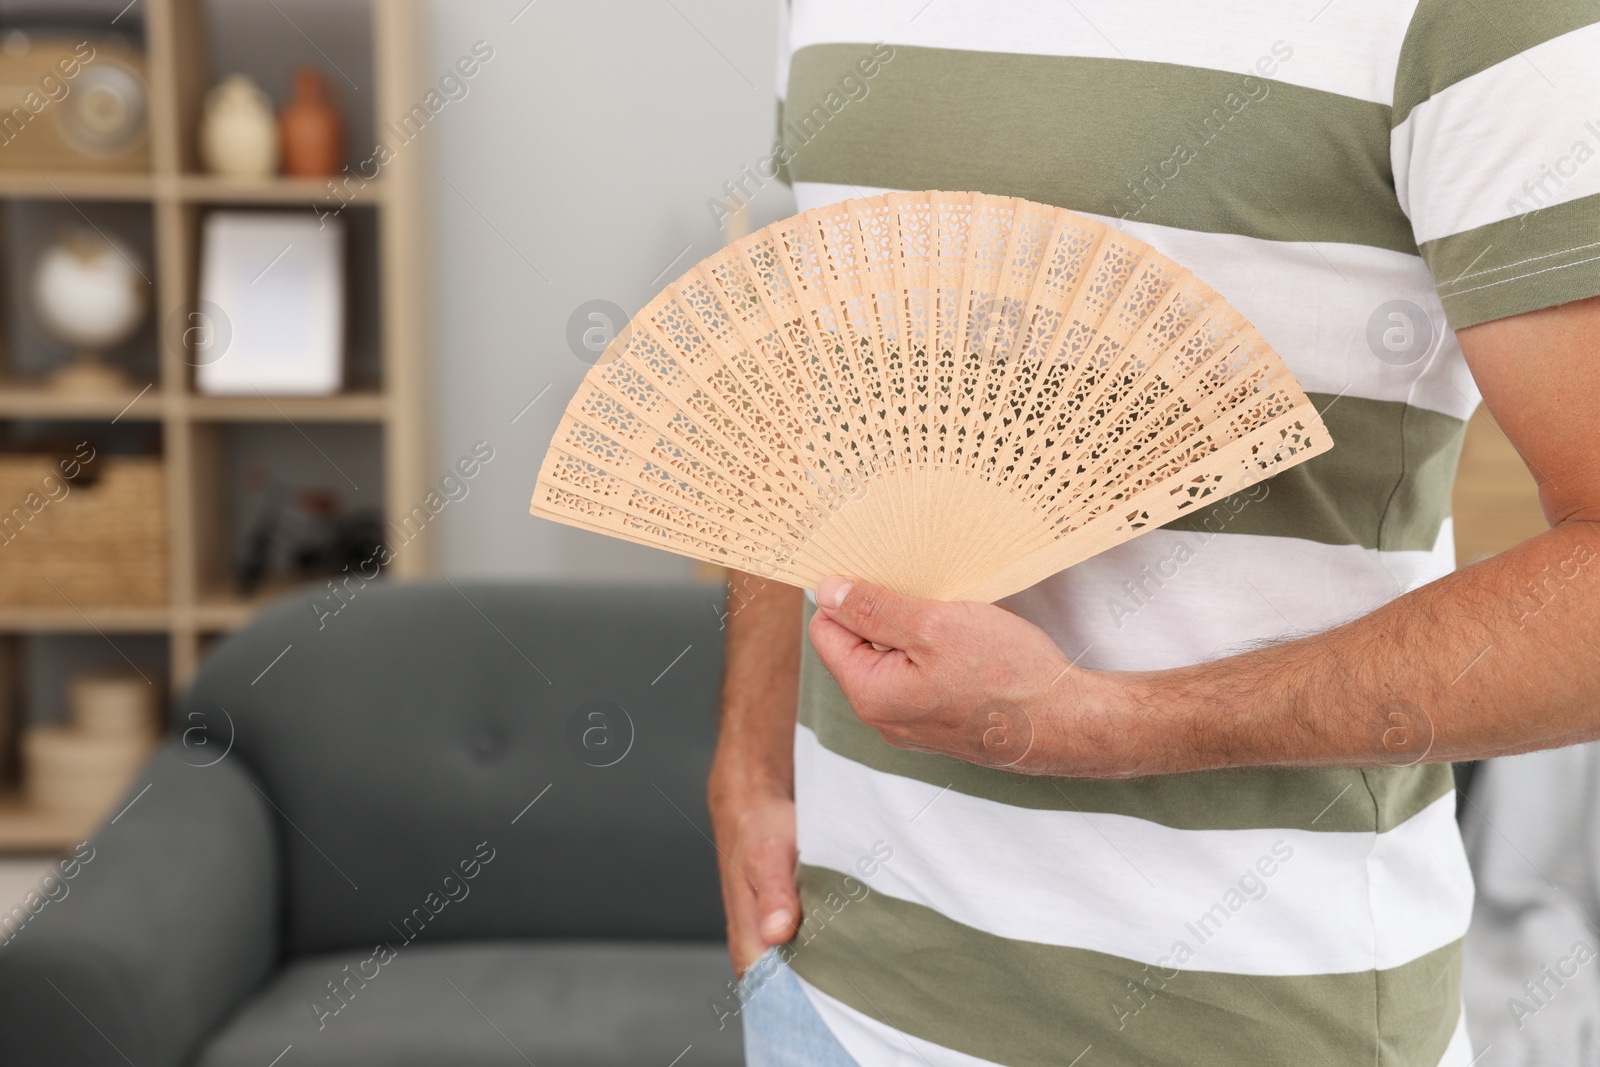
[816,576,922,650]
[759,908,796,942]
[755,868,800,943]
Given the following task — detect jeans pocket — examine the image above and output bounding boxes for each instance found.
[738,946,783,1002]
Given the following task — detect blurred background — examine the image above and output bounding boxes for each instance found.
[0,0,1559,1062]
[0,0,809,860]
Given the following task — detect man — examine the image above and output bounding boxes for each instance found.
[710,3,1600,1064]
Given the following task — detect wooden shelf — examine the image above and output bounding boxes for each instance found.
[0,387,386,422]
[0,793,99,854]
[0,579,352,637]
[0,604,172,634]
[185,390,388,422]
[0,579,328,630]
[177,173,386,206]
[0,171,390,211]
[0,172,156,202]
[192,597,258,632]
[0,383,163,420]
[0,171,385,209]
[0,0,433,853]
[194,576,321,631]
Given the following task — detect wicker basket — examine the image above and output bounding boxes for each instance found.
[0,453,168,606]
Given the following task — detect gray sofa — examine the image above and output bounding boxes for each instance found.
[0,581,744,1066]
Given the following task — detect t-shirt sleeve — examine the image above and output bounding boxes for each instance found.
[1391,2,1600,329]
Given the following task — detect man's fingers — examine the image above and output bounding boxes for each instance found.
[808,611,919,700]
[752,852,800,943]
[725,868,778,976]
[726,821,800,975]
[815,576,933,650]
[728,903,767,977]
[808,609,890,677]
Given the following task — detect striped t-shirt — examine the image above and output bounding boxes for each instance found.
[771,3,1600,1065]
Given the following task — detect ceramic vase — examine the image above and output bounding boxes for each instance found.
[199,74,278,177]
[279,66,344,177]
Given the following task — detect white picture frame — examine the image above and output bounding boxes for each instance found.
[196,211,345,395]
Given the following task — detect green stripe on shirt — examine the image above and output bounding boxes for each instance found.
[798,607,1457,834]
[785,43,1413,253]
[1427,192,1600,329]
[1393,0,1600,126]
[788,862,1462,1067]
[1162,392,1467,552]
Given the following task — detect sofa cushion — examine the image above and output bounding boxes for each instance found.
[179,581,729,955]
[194,941,745,1067]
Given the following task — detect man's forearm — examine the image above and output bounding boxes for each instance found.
[1142,518,1600,773]
[709,572,802,804]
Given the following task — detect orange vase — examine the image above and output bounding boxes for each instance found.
[279,67,344,177]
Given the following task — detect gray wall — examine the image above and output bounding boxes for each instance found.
[424,0,794,581]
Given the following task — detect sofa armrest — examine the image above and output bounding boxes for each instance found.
[0,743,280,1066]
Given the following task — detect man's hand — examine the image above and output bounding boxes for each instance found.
[809,575,1154,777]
[709,573,804,977]
[810,296,1600,778]
[709,791,800,978]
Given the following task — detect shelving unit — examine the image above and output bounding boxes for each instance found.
[0,0,432,851]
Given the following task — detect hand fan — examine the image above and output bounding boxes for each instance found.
[530,190,1331,603]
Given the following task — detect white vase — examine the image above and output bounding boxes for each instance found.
[199,74,278,177]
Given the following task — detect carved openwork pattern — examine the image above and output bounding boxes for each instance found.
[531,191,1331,601]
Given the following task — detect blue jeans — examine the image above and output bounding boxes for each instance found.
[741,949,861,1067]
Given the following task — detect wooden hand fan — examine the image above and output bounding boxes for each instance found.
[531,191,1330,603]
